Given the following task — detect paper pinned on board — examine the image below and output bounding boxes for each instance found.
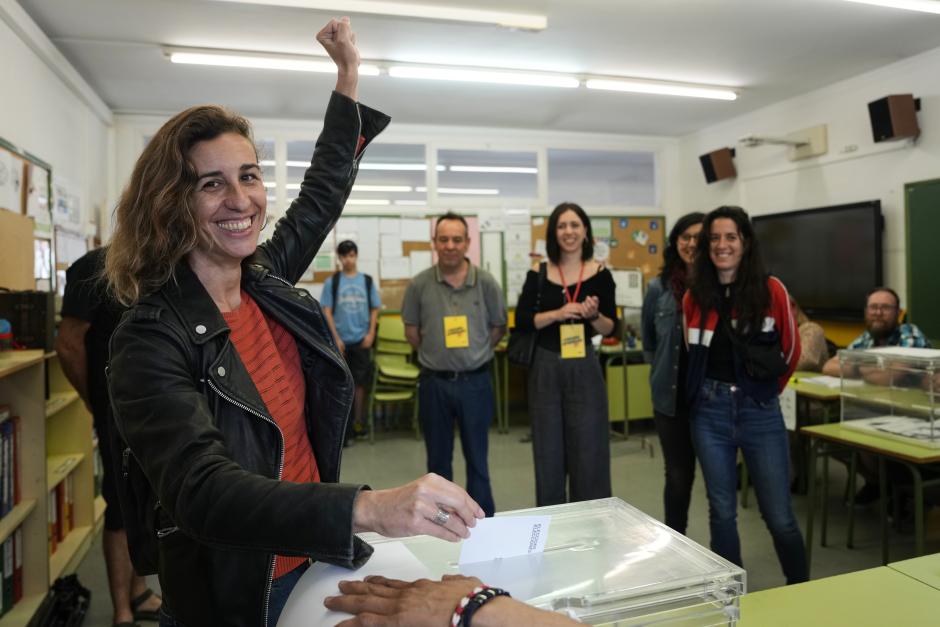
[410,251,433,276]
[400,218,430,241]
[381,234,403,256]
[381,256,410,280]
[458,515,550,565]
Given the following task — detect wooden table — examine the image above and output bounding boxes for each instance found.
[787,373,841,494]
[888,552,940,591]
[803,423,940,570]
[739,565,938,626]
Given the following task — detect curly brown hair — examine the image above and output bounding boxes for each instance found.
[105,105,256,305]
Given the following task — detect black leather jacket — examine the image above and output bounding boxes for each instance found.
[108,92,390,627]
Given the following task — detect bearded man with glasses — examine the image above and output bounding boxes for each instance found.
[822,286,931,507]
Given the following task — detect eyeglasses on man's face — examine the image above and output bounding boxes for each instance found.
[866,303,897,313]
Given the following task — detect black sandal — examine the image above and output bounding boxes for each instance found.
[131,588,161,622]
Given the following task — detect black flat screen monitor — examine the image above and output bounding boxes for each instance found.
[752,201,883,321]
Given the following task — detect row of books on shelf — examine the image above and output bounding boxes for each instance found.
[0,405,21,519]
[0,526,24,617]
[48,476,75,555]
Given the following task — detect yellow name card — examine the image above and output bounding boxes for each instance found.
[444,315,470,348]
[560,324,586,359]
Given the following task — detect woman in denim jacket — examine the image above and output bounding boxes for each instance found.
[641,212,703,534]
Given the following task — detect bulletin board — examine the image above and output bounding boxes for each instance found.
[294,215,482,311]
[530,214,665,285]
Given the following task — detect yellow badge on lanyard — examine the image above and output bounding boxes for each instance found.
[560,323,586,359]
[443,315,470,348]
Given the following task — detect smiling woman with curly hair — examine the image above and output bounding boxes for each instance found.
[103,18,483,627]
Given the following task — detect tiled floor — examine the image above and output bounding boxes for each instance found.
[75,420,939,626]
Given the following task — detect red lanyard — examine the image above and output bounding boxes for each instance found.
[557,262,585,305]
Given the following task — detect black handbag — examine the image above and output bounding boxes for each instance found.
[720,314,789,380]
[506,263,546,367]
[740,340,789,380]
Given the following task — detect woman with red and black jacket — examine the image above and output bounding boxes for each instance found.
[682,206,807,585]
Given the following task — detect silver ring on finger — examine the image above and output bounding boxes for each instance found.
[433,507,450,526]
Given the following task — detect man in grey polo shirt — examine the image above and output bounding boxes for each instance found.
[402,212,506,516]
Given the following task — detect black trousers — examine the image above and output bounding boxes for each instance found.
[528,346,611,506]
[653,407,697,535]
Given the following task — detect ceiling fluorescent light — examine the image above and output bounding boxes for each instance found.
[586,78,737,101]
[389,66,579,89]
[167,48,380,75]
[394,200,428,206]
[841,0,940,14]
[360,163,427,171]
[449,166,537,174]
[261,160,310,167]
[345,198,391,205]
[211,0,547,30]
[353,185,414,192]
[416,186,500,195]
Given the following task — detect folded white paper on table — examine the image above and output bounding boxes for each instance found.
[801,375,864,388]
[458,515,550,565]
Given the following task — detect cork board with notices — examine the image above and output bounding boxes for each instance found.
[531,215,665,285]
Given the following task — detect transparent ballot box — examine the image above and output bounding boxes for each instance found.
[839,347,940,449]
[279,497,745,626]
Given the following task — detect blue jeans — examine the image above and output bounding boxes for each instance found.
[158,561,309,627]
[419,369,496,516]
[691,379,808,584]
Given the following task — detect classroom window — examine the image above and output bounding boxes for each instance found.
[356,143,428,209]
[285,141,428,212]
[436,149,538,200]
[256,138,275,209]
[547,149,656,208]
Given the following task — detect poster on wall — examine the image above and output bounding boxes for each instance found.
[52,177,82,227]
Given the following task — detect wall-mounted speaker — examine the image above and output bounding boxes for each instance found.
[699,147,736,184]
[868,94,921,143]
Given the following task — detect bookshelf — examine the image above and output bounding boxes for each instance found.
[0,350,96,623]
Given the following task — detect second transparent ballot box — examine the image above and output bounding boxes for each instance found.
[839,347,940,448]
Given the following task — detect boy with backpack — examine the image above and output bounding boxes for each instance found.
[321,240,382,444]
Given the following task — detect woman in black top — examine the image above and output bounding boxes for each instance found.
[515,202,617,505]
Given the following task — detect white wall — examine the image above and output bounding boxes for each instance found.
[0,1,112,237]
[677,45,940,304]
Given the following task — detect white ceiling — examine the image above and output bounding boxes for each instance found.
[18,0,940,136]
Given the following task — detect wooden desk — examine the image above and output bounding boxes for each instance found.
[739,566,937,626]
[786,373,841,496]
[888,553,940,591]
[789,372,842,403]
[803,423,940,570]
